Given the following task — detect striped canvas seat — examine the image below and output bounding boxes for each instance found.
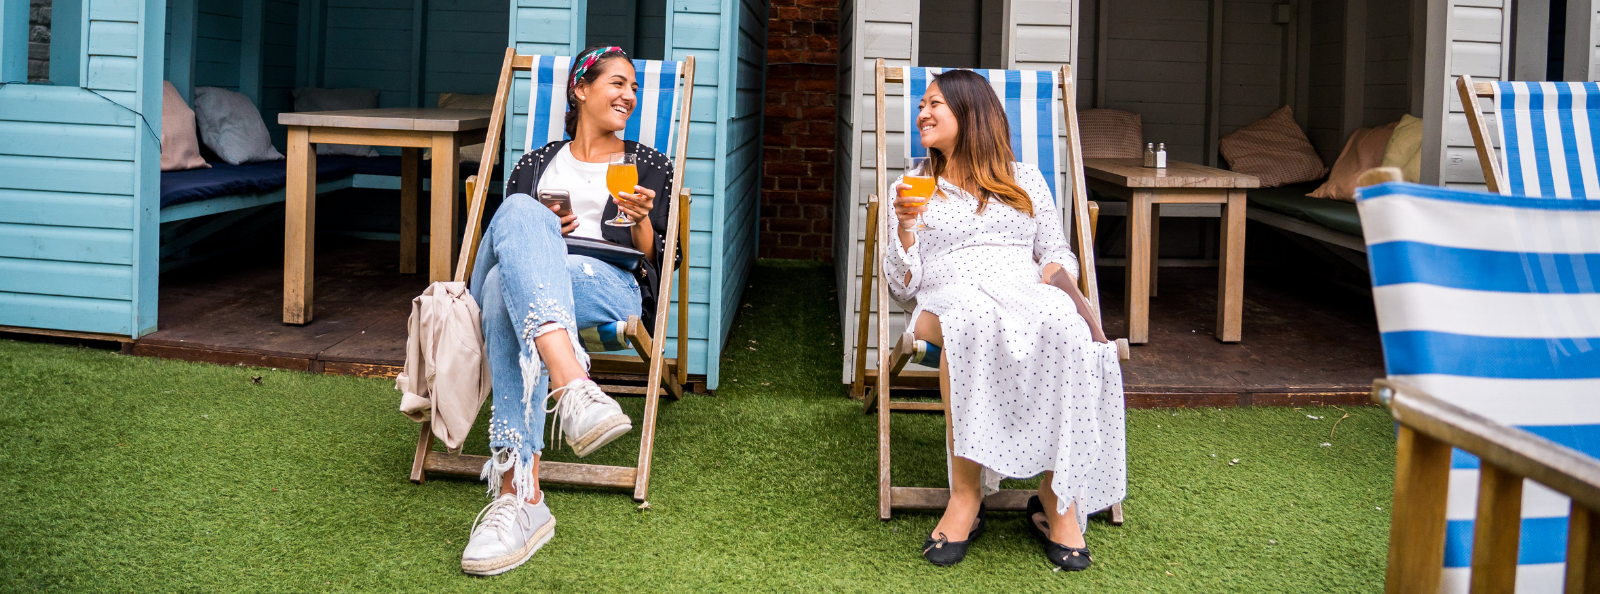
[520,55,685,352]
[1357,181,1600,591]
[523,55,684,154]
[1492,81,1600,198]
[903,67,1063,199]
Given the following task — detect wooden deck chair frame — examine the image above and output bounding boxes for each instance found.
[1457,75,1508,194]
[852,59,1130,521]
[407,48,696,502]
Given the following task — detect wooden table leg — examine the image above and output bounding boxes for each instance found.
[399,147,420,274]
[1215,189,1245,342]
[283,126,317,324]
[429,132,461,282]
[1124,190,1152,344]
[1149,203,1160,297]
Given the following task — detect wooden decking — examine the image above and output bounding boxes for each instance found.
[17,237,1382,406]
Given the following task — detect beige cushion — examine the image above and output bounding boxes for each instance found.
[292,87,381,157]
[1381,114,1423,183]
[1218,106,1327,188]
[160,81,210,172]
[425,93,496,162]
[1308,122,1397,202]
[1077,109,1143,158]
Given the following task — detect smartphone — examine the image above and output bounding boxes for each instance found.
[538,189,572,217]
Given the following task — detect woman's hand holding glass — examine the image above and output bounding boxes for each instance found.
[892,183,929,231]
[614,184,655,222]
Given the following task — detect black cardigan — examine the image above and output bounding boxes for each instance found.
[503,139,676,327]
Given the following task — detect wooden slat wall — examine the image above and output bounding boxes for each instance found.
[836,0,917,383]
[263,0,300,148]
[1421,0,1511,188]
[1306,0,1344,163]
[0,0,162,337]
[636,0,667,60]
[919,0,982,67]
[322,0,414,107]
[832,0,856,341]
[1102,0,1210,162]
[720,0,766,352]
[195,0,244,90]
[1364,0,1411,126]
[422,0,508,106]
[585,0,638,53]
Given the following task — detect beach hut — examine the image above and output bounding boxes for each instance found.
[0,0,765,389]
[833,0,1591,385]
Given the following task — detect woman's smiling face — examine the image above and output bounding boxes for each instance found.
[917,82,958,154]
[577,58,638,132]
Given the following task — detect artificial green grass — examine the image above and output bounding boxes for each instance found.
[0,260,1393,593]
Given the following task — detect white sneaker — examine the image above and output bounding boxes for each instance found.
[546,378,633,457]
[461,493,555,576]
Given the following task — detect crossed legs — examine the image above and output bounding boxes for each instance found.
[914,311,1085,548]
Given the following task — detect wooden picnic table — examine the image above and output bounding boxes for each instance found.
[277,108,491,324]
[1083,158,1260,344]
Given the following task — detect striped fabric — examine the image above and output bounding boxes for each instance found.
[578,321,630,353]
[522,55,684,155]
[1492,81,1600,198]
[903,67,1063,200]
[1357,181,1600,593]
[911,339,942,368]
[1077,109,1144,159]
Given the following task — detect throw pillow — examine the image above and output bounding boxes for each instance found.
[425,92,496,162]
[192,86,286,165]
[292,87,382,157]
[1308,121,1397,202]
[160,81,210,172]
[1381,114,1423,183]
[1077,109,1143,158]
[1218,105,1328,188]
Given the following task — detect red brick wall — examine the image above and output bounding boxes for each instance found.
[761,0,838,261]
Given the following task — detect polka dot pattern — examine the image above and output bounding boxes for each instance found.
[884,162,1128,531]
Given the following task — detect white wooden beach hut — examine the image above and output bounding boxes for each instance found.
[833,0,1598,383]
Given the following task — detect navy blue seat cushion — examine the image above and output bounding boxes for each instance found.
[319,155,503,181]
[160,159,356,209]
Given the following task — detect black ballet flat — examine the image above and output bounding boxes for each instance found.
[921,505,986,566]
[1025,495,1094,571]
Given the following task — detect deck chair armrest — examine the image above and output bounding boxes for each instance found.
[888,331,915,376]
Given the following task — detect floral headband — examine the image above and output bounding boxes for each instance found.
[571,46,626,87]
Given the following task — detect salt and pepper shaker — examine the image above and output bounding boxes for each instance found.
[1155,143,1167,168]
[1143,143,1156,167]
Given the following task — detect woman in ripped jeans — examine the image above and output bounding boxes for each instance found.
[460,45,675,576]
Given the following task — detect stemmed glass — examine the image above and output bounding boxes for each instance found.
[604,152,638,227]
[902,157,935,231]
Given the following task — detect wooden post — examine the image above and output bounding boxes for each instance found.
[852,196,880,399]
[283,126,317,324]
[1385,425,1452,594]
[430,131,461,282]
[1124,189,1152,343]
[1215,189,1246,342]
[400,148,421,274]
[1470,464,1524,593]
[1569,503,1600,594]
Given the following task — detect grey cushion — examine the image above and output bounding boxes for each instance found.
[192,87,285,165]
[292,87,381,157]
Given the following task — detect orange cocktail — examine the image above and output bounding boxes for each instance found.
[604,153,639,227]
[903,157,933,230]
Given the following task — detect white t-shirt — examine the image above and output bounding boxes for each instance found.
[535,144,611,240]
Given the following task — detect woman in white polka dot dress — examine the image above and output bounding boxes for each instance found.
[884,69,1126,570]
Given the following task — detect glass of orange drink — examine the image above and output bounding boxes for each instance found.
[903,157,934,230]
[605,152,639,227]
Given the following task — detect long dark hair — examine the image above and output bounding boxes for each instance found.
[926,69,1033,216]
[565,45,631,140]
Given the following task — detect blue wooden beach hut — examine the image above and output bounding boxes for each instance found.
[0,0,765,389]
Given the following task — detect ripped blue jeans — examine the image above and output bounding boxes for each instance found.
[469,193,642,496]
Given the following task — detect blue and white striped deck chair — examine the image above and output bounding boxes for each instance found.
[1459,76,1600,198]
[416,49,697,503]
[854,60,1124,521]
[1357,176,1600,592]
